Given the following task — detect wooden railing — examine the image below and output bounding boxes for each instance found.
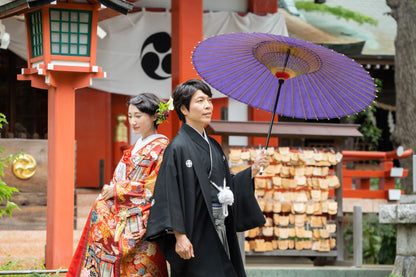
[342,147,413,199]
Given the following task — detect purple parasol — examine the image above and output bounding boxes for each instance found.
[192,32,377,148]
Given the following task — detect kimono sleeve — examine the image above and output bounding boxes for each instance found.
[145,144,187,240]
[231,166,266,232]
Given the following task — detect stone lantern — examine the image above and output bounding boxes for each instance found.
[380,195,416,276]
[0,0,132,269]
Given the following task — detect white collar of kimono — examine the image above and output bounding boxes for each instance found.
[132,133,166,154]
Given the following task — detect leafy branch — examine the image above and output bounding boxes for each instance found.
[348,78,383,151]
[0,113,20,218]
[295,1,378,26]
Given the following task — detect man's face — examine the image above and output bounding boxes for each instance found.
[181,90,213,130]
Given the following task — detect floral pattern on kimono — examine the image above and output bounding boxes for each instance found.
[67,135,169,277]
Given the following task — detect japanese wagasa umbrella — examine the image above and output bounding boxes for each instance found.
[192,32,376,148]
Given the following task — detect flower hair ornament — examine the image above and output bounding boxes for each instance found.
[156,97,174,125]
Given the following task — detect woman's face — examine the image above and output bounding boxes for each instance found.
[128,104,157,139]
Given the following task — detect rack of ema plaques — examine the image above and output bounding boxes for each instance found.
[229,147,342,257]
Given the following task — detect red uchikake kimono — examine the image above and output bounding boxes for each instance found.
[67,134,169,277]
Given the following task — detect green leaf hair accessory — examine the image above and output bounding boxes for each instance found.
[156,97,174,125]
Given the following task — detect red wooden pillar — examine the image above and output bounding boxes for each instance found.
[46,74,76,268]
[249,0,278,14]
[43,71,103,268]
[342,163,352,190]
[380,159,395,190]
[75,88,113,187]
[170,0,202,136]
[19,70,103,268]
[248,108,279,147]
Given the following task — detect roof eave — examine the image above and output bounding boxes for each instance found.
[0,0,133,19]
[0,0,50,18]
[97,0,133,15]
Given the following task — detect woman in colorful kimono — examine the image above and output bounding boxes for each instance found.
[67,93,171,277]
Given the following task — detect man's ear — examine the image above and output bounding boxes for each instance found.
[180,105,188,116]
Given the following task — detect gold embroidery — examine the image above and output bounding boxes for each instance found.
[117,186,127,202]
[115,208,128,242]
[100,224,112,244]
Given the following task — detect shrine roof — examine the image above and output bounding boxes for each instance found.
[0,0,133,19]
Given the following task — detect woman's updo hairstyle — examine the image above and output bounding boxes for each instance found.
[127,93,165,128]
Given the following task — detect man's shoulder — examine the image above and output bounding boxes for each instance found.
[208,136,224,153]
[165,132,189,151]
[170,131,187,144]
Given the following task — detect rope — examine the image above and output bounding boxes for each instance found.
[210,178,234,217]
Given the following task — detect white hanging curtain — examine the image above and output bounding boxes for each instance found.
[3,11,288,98]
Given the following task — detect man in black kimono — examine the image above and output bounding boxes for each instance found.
[146,79,269,277]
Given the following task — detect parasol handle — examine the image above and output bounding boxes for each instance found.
[264,79,284,149]
[260,78,285,175]
[259,49,290,176]
[265,49,289,149]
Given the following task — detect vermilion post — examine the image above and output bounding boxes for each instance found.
[46,76,75,268]
[170,0,203,136]
[248,0,278,14]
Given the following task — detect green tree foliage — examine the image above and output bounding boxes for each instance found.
[295,1,378,26]
[348,78,383,151]
[352,106,383,151]
[0,113,20,217]
[344,213,396,264]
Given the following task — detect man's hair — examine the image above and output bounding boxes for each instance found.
[173,79,212,122]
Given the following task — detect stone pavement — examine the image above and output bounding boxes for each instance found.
[0,189,96,269]
[0,189,395,275]
[245,264,393,277]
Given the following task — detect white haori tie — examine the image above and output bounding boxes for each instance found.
[210,178,234,217]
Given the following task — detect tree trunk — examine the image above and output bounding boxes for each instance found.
[387,0,416,194]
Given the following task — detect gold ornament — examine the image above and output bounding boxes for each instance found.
[12,153,37,180]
